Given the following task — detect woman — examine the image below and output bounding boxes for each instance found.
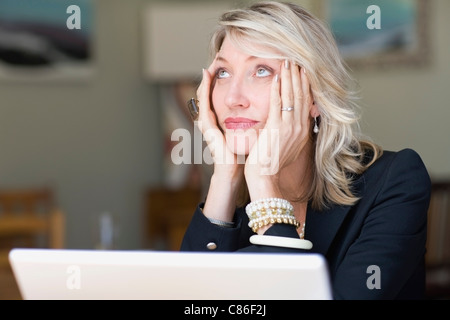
[180,1,431,300]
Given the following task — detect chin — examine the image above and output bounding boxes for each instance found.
[225,131,257,157]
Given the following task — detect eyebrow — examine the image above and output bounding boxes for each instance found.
[215,55,259,64]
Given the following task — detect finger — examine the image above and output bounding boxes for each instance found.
[290,63,302,124]
[196,69,209,126]
[267,73,281,127]
[281,59,294,121]
[300,68,312,132]
[197,68,226,161]
[197,68,216,133]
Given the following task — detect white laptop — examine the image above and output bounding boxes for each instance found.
[9,248,332,300]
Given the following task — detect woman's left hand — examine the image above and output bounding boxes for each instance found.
[244,60,314,200]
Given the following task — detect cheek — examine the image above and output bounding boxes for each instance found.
[211,88,225,123]
[247,89,271,126]
[254,91,271,118]
[247,78,273,110]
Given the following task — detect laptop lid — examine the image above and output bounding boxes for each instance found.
[9,248,332,300]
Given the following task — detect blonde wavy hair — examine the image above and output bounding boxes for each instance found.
[209,1,382,210]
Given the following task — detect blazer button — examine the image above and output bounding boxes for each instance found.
[206,242,217,250]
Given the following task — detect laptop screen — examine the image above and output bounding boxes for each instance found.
[9,248,332,300]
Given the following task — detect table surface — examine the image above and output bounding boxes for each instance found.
[0,267,22,300]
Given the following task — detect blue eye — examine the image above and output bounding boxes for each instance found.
[216,69,230,79]
[256,67,271,77]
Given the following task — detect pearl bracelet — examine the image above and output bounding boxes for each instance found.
[245,198,300,233]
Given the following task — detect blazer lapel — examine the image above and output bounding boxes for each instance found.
[305,203,352,256]
[305,172,366,255]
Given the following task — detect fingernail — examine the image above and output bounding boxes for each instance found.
[303,68,306,74]
[274,74,279,83]
[284,59,289,69]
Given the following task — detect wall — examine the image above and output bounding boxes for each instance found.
[0,0,163,249]
[355,0,450,180]
[0,0,448,249]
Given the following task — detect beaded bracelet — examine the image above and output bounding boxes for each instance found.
[245,198,300,233]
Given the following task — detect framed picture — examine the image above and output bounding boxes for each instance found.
[317,0,430,69]
[0,0,94,81]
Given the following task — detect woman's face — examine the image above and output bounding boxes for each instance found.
[211,37,282,155]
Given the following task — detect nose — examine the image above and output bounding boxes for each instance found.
[224,78,250,110]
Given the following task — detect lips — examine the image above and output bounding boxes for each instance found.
[224,117,259,130]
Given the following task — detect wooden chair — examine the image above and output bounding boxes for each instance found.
[0,187,65,269]
[145,186,202,251]
[425,180,450,299]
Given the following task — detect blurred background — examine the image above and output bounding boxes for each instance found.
[0,0,449,299]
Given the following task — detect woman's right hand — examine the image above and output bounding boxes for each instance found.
[196,62,244,182]
[197,60,245,222]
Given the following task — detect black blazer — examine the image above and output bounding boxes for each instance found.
[181,149,431,300]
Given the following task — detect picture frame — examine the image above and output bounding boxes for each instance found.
[316,0,431,69]
[0,0,94,81]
